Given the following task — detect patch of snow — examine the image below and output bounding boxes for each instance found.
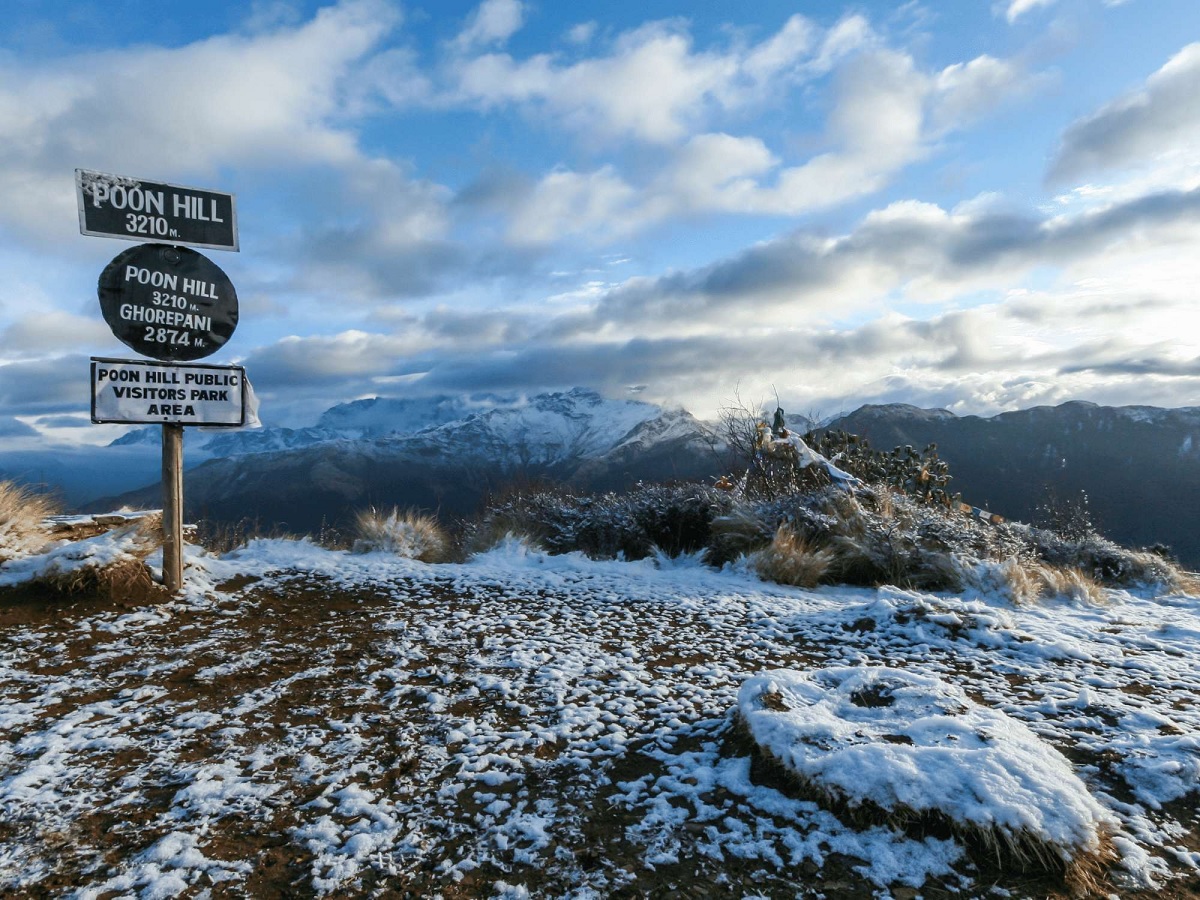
[738,667,1116,862]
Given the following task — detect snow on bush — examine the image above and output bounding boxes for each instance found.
[0,514,165,601]
[0,480,58,562]
[468,483,732,560]
[737,666,1117,887]
[701,480,1192,595]
[352,507,449,562]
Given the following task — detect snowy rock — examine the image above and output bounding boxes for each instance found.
[737,666,1118,870]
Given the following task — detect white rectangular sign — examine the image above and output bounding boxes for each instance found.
[91,357,246,426]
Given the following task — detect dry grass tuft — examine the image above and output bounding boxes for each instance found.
[959,557,1041,605]
[15,517,169,605]
[962,557,1108,606]
[703,506,772,567]
[1119,549,1200,595]
[0,480,60,561]
[1034,565,1107,605]
[463,523,545,557]
[131,511,163,546]
[352,507,451,562]
[752,526,833,588]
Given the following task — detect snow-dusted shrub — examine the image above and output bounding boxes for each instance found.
[712,480,1185,595]
[720,410,956,507]
[707,487,977,589]
[352,507,450,562]
[627,483,732,557]
[806,430,956,507]
[738,667,1117,892]
[704,506,777,567]
[782,488,967,590]
[0,480,59,562]
[6,515,167,604]
[469,483,732,561]
[1026,526,1192,593]
[752,526,833,587]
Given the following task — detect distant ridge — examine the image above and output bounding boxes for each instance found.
[66,394,1200,566]
[819,401,1200,565]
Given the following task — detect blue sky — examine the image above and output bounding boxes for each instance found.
[2,0,1199,446]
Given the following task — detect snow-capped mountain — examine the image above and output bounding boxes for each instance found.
[93,389,726,530]
[387,388,668,468]
[106,388,679,464]
[314,394,513,438]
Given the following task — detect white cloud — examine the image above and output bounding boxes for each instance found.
[452,25,735,144]
[660,133,779,214]
[0,0,425,245]
[248,329,435,384]
[298,183,1200,420]
[0,311,111,360]
[741,14,818,82]
[565,21,597,46]
[1049,42,1200,183]
[508,166,637,244]
[452,0,525,52]
[1001,0,1058,23]
[505,46,1043,241]
[446,14,869,145]
[932,55,1042,131]
[575,185,1200,335]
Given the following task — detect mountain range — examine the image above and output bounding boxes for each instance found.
[8,389,1197,566]
[94,388,723,534]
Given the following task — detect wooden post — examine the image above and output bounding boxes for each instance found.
[162,423,184,592]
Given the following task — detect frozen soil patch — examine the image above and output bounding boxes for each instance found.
[2,541,1200,897]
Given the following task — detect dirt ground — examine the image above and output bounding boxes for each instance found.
[2,566,1199,899]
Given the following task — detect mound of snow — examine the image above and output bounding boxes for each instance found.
[737,666,1116,869]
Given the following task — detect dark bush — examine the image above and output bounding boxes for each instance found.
[469,437,1188,594]
[468,482,734,560]
[805,430,956,507]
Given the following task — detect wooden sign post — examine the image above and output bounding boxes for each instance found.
[79,169,242,593]
[162,424,185,591]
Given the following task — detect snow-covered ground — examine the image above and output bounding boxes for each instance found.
[2,536,1199,897]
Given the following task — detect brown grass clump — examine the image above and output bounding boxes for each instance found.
[38,556,169,605]
[17,517,169,605]
[963,558,1107,606]
[752,526,833,588]
[1034,565,1107,605]
[0,480,60,561]
[956,556,1038,605]
[352,507,451,562]
[468,528,545,558]
[461,517,545,557]
[1116,549,1200,595]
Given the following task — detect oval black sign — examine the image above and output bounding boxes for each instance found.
[98,244,238,361]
